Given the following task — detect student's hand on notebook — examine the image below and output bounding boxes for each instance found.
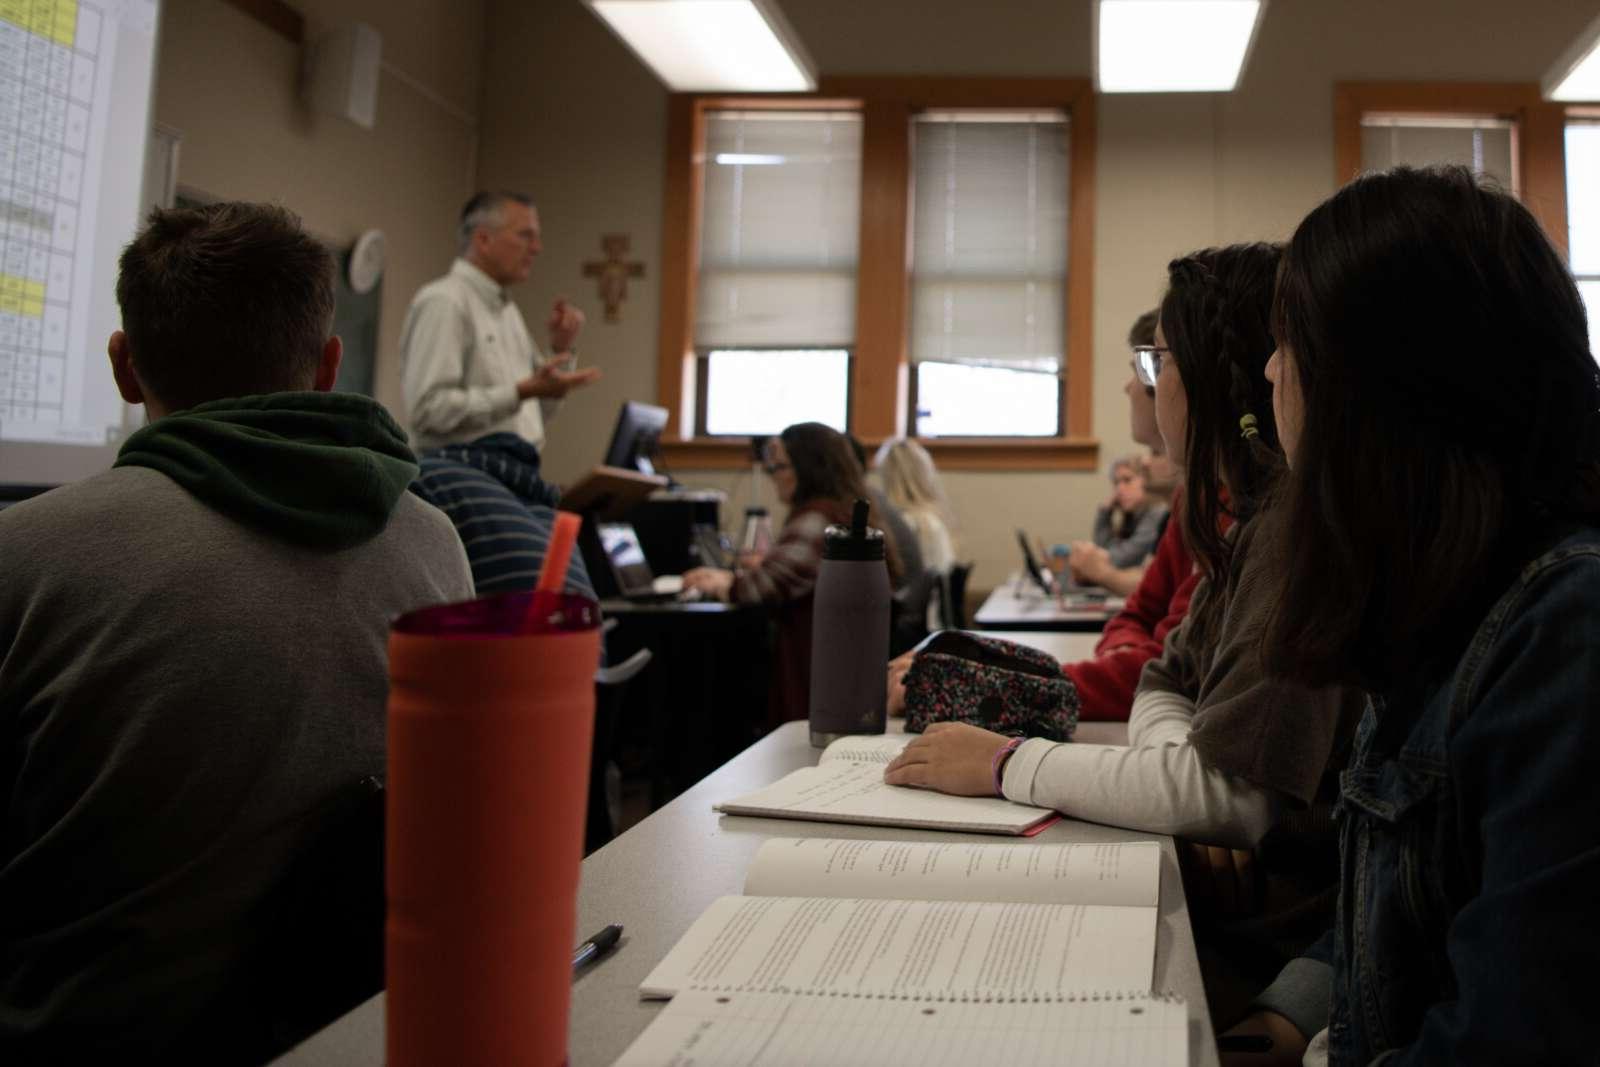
[885,650,915,717]
[681,566,734,602]
[884,722,1011,797]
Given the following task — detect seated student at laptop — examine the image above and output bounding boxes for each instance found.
[0,203,473,1061]
[682,422,900,727]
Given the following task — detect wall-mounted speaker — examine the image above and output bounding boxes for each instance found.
[303,23,382,130]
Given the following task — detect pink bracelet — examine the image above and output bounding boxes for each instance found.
[992,737,1024,797]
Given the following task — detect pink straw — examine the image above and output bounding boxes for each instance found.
[536,511,582,595]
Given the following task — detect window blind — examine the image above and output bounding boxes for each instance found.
[694,110,862,349]
[1360,115,1517,194]
[1566,121,1600,359]
[909,111,1070,373]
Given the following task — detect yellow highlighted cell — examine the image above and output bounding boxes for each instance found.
[0,273,46,317]
[1,1,77,46]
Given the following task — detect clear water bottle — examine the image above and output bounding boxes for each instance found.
[809,499,891,747]
[737,507,774,569]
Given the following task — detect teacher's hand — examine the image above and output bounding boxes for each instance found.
[884,722,1012,797]
[547,297,586,353]
[517,361,602,400]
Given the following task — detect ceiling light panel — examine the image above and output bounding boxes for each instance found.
[1097,0,1265,93]
[587,0,816,93]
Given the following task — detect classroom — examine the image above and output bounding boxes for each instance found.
[3,0,1599,1064]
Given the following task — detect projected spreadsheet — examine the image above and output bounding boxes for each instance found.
[0,0,100,438]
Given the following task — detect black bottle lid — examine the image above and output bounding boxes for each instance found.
[744,506,769,517]
[823,498,885,561]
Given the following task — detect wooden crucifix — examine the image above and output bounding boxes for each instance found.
[582,234,646,323]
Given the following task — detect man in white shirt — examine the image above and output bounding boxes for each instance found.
[399,191,601,452]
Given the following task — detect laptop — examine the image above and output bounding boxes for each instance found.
[1014,528,1107,600]
[1015,528,1055,594]
[597,521,693,602]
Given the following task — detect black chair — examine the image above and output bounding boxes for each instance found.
[889,567,939,656]
[589,647,652,852]
[939,562,975,630]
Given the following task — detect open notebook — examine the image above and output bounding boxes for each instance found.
[714,734,1058,836]
[615,987,1188,1066]
[624,837,1180,1066]
[640,837,1163,998]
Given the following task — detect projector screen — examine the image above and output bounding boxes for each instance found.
[0,0,160,487]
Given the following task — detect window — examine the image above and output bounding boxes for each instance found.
[1567,119,1600,358]
[1359,114,1517,191]
[909,112,1069,437]
[694,110,862,435]
[702,349,849,434]
[657,79,1098,471]
[1332,83,1568,249]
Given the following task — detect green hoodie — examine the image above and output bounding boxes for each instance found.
[114,391,419,550]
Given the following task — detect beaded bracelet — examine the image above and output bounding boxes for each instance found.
[992,737,1024,797]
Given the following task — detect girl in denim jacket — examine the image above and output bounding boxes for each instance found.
[1222,166,1600,1065]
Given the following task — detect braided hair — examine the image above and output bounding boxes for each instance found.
[1158,244,1284,639]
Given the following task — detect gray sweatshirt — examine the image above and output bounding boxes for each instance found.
[0,466,473,1058]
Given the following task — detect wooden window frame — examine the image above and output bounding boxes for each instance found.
[656,78,1098,471]
[1333,82,1569,256]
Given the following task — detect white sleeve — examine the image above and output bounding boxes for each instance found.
[400,294,522,438]
[1127,685,1196,747]
[1000,734,1282,849]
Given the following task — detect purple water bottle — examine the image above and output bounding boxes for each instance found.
[809,499,891,747]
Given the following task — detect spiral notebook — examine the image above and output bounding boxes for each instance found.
[615,988,1188,1066]
[714,735,1059,836]
[640,838,1162,1000]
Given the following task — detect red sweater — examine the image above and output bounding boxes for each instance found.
[1065,504,1199,721]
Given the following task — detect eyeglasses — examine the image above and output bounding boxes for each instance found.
[1131,345,1170,388]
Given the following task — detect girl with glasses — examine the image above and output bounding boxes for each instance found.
[886,243,1363,1016]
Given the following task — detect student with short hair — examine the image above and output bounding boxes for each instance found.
[0,203,474,1060]
[1093,454,1165,561]
[1222,167,1600,1065]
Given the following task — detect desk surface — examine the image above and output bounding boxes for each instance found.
[973,576,1125,632]
[274,721,1217,1067]
[971,629,1100,664]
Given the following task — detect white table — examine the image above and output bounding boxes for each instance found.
[971,629,1101,664]
[973,574,1125,632]
[273,721,1217,1066]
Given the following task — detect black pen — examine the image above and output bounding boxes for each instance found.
[572,923,624,971]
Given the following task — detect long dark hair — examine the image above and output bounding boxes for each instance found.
[1263,165,1600,689]
[1161,243,1285,595]
[777,422,902,579]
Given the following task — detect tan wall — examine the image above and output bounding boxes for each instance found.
[481,0,1596,592]
[153,0,486,416]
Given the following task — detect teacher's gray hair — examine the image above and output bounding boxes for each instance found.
[458,190,534,254]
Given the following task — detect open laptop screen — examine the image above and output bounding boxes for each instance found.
[597,522,655,594]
